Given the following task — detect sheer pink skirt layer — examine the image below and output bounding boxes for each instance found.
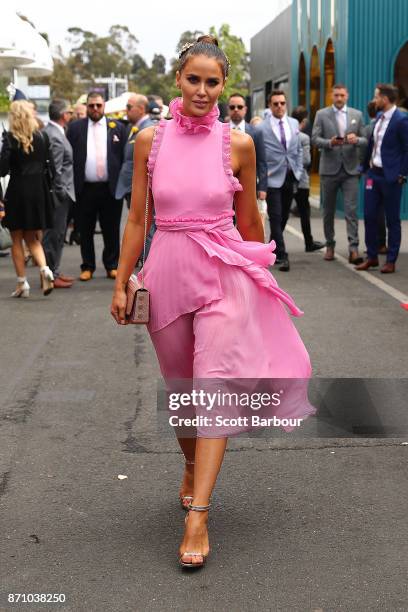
[148,253,315,437]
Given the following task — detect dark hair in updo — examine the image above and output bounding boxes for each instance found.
[178,35,230,80]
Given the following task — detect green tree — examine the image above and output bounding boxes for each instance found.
[175,30,204,54]
[152,54,166,75]
[49,58,77,100]
[209,24,249,100]
[66,25,138,80]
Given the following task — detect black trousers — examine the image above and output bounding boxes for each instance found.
[293,187,314,248]
[266,173,296,259]
[78,182,123,272]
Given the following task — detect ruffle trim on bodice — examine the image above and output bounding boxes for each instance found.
[147,118,166,185]
[169,97,220,134]
[222,122,243,192]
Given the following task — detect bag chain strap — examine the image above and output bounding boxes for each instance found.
[140,174,149,290]
[140,125,158,289]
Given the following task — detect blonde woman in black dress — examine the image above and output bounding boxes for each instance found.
[0,101,54,297]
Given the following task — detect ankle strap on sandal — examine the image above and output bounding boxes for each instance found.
[188,503,210,511]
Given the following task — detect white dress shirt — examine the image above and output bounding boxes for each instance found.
[333,104,348,137]
[371,105,397,167]
[230,119,246,133]
[270,114,292,147]
[48,120,65,136]
[85,117,108,182]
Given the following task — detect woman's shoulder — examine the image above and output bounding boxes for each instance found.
[230,127,254,153]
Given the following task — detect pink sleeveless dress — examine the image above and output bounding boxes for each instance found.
[137,98,315,435]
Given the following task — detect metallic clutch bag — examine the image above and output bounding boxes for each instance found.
[125,273,150,324]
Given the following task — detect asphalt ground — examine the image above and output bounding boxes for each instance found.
[0,209,407,612]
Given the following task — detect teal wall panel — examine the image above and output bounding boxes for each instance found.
[291,0,408,218]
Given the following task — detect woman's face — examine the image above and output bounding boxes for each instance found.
[176,54,225,117]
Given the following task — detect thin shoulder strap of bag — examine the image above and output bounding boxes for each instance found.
[140,125,159,289]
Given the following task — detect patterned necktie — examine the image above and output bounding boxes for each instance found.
[370,114,386,166]
[279,119,287,150]
[93,122,105,179]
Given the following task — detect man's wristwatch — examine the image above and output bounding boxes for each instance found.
[398,175,407,184]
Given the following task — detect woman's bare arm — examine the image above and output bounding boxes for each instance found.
[111,126,155,324]
[231,130,264,242]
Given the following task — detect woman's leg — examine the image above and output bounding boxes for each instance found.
[10,230,26,278]
[149,313,197,498]
[23,230,47,268]
[179,437,227,564]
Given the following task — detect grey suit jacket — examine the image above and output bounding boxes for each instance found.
[258,116,303,188]
[298,131,311,189]
[311,106,367,175]
[115,117,155,199]
[43,122,75,203]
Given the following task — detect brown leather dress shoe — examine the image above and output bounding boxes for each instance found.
[324,247,335,261]
[106,269,117,279]
[54,277,73,288]
[380,262,395,274]
[355,259,379,270]
[79,270,93,281]
[59,274,75,283]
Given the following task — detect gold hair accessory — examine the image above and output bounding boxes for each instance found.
[178,41,231,77]
[179,42,195,57]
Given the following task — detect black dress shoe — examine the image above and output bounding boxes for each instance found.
[69,230,81,245]
[305,241,325,252]
[278,258,290,272]
[348,253,364,265]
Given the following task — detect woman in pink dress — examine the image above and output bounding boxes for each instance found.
[111,35,314,569]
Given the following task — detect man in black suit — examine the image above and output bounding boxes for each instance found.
[227,93,267,198]
[67,91,126,280]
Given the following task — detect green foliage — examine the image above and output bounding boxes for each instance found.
[45,23,249,105]
[49,59,77,101]
[175,30,204,55]
[66,26,137,79]
[209,24,249,100]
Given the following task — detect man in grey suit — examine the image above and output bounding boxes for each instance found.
[312,83,367,263]
[116,94,156,260]
[116,94,155,206]
[258,90,303,271]
[42,99,76,288]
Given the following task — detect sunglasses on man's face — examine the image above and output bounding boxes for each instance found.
[88,103,103,109]
[229,104,244,110]
[272,101,286,107]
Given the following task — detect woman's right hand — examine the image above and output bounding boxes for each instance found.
[111,288,128,325]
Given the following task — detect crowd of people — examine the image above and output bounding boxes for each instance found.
[0,81,407,299]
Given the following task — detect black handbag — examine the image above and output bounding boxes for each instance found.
[39,130,55,195]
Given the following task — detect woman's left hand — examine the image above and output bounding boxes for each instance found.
[111,288,128,325]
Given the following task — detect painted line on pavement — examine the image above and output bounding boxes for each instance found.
[286,223,408,305]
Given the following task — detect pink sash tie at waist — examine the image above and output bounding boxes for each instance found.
[155,213,304,317]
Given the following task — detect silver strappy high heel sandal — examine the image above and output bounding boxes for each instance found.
[179,502,211,569]
[179,459,194,510]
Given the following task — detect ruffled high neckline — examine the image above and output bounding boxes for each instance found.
[169,97,220,134]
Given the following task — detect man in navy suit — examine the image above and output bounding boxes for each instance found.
[227,93,267,196]
[356,84,408,273]
[67,91,126,280]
